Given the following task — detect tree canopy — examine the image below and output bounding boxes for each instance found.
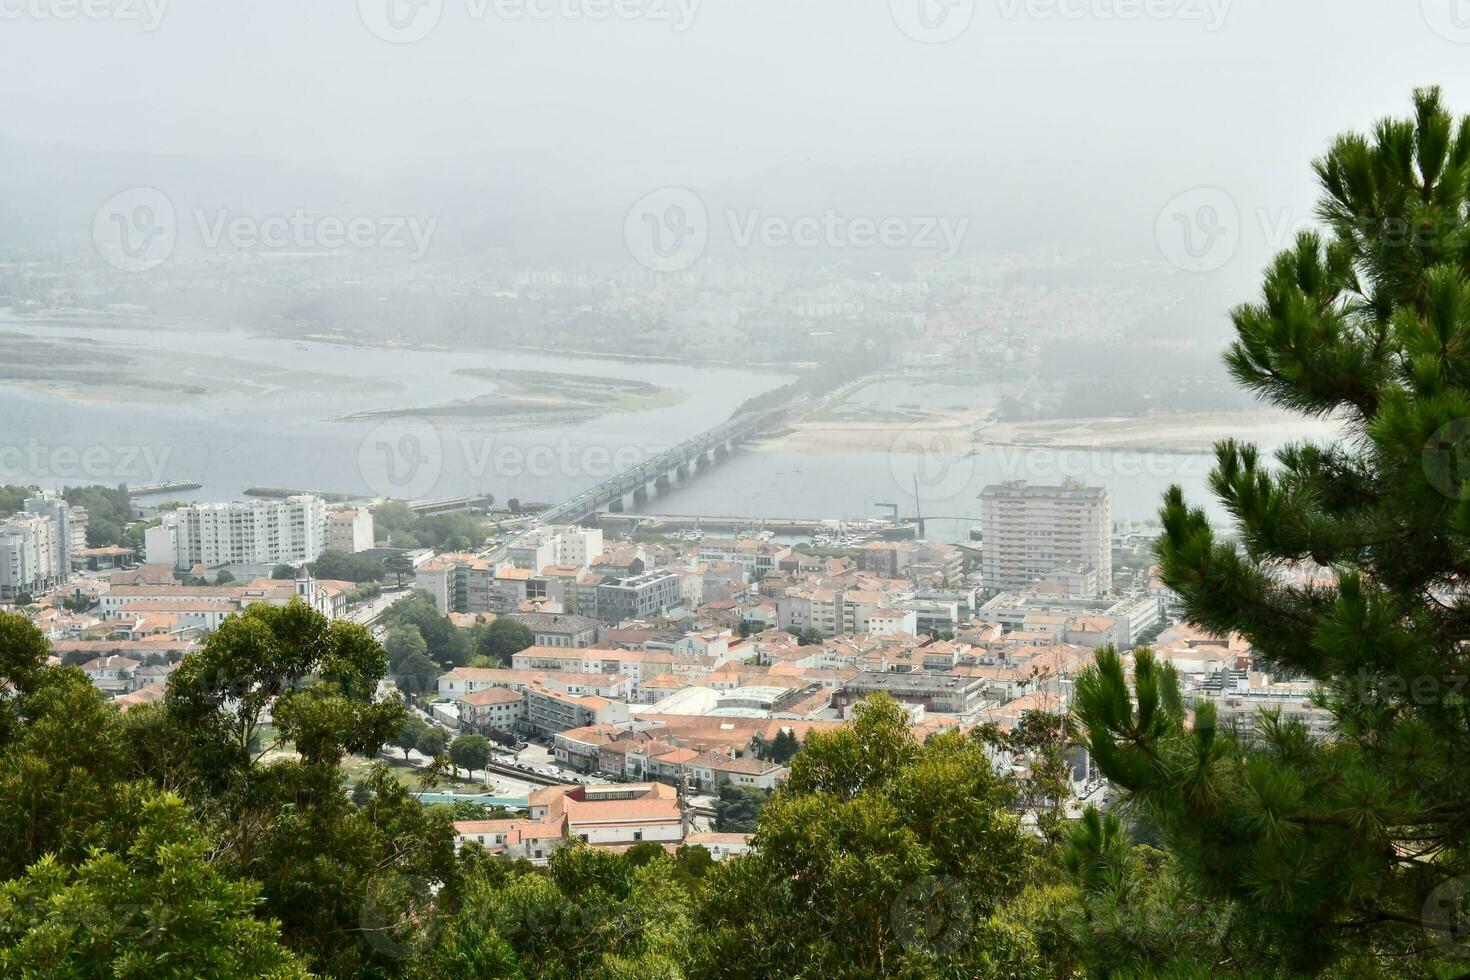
[1076,86,1470,974]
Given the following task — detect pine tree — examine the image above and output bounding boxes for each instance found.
[1076,87,1470,973]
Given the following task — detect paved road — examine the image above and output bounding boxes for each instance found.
[348,587,412,630]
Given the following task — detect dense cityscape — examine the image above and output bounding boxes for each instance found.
[5,2,1470,977]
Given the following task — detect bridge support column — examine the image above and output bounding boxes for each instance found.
[655,475,673,495]
[675,464,690,482]
[608,496,625,513]
[713,444,729,462]
[632,486,649,507]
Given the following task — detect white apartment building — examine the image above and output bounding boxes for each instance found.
[979,480,1112,596]
[327,507,375,553]
[0,512,63,600]
[24,492,72,580]
[552,526,603,569]
[508,525,604,572]
[153,496,328,568]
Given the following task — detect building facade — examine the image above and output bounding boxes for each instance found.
[979,480,1111,596]
[596,569,682,622]
[0,511,65,600]
[327,507,375,553]
[156,495,330,568]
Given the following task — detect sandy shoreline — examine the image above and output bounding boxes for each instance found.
[755,410,1343,455]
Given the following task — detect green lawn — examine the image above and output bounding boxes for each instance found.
[341,753,485,793]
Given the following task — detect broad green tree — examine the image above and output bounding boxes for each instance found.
[161,601,460,976]
[475,618,535,666]
[712,785,767,833]
[411,844,693,979]
[384,552,414,587]
[0,655,140,879]
[449,733,491,779]
[166,599,403,773]
[0,794,309,980]
[417,726,450,760]
[384,624,430,672]
[396,650,440,703]
[694,695,1040,978]
[1076,88,1470,973]
[391,715,431,760]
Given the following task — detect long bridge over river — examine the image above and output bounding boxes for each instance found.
[535,409,783,526]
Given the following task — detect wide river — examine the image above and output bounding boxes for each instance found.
[1,314,1234,540]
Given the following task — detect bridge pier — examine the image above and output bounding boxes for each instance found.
[632,485,649,507]
[655,475,673,495]
[713,444,730,462]
[608,496,625,513]
[675,464,690,482]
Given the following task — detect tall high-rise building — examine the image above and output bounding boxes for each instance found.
[155,495,328,568]
[979,479,1112,596]
[23,491,72,580]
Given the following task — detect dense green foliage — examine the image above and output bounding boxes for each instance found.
[712,785,767,833]
[309,549,387,583]
[63,484,134,548]
[0,484,29,516]
[1075,87,1470,975]
[0,482,135,547]
[473,616,536,666]
[372,501,489,551]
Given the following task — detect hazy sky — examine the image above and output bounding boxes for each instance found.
[3,0,1468,272]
